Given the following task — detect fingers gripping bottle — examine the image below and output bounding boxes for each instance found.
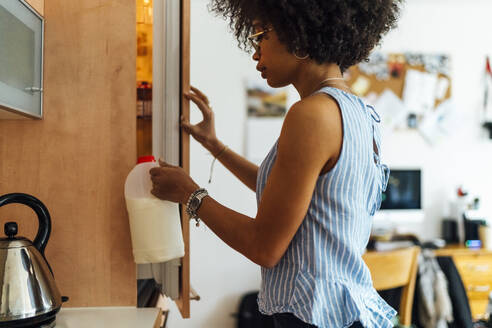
[124,156,185,263]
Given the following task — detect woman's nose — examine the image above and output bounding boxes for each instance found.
[252,48,260,61]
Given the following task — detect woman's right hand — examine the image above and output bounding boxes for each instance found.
[182,86,224,155]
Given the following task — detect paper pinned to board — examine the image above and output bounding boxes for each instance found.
[351,76,371,96]
[402,69,438,114]
[374,89,409,130]
[418,99,456,145]
[435,77,450,101]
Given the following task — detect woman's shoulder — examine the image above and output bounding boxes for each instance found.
[278,93,343,165]
[284,92,342,134]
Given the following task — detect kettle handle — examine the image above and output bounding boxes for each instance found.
[0,193,51,254]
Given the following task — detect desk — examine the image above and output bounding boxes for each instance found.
[435,245,492,320]
[56,307,162,328]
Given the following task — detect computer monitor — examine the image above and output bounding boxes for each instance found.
[374,168,424,224]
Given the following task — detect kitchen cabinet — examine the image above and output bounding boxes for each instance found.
[435,246,492,320]
[0,0,44,119]
[0,0,137,308]
[25,0,44,16]
[0,0,192,314]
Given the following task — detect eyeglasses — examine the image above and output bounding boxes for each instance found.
[247,28,273,52]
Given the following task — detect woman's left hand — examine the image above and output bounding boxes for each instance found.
[149,159,200,204]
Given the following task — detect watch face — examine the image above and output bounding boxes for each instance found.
[190,197,200,211]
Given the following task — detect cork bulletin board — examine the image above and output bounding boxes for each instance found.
[345,53,453,144]
[346,53,452,107]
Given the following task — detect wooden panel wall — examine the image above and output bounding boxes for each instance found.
[0,0,136,306]
[25,0,44,16]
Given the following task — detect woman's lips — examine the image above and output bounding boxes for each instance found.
[257,66,267,78]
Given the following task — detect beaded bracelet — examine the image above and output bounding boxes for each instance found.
[185,188,208,227]
[208,145,228,184]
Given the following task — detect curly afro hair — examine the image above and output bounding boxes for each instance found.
[209,0,402,71]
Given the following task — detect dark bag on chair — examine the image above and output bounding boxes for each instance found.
[436,256,473,328]
[236,291,274,328]
[409,256,473,328]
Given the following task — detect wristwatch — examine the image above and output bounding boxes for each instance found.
[186,188,209,225]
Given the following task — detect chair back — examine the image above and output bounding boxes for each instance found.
[363,246,420,326]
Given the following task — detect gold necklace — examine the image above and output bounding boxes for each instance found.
[317,77,350,93]
[318,77,345,87]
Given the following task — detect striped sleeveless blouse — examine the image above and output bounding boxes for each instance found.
[256,87,397,328]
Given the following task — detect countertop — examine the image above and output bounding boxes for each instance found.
[55,306,161,328]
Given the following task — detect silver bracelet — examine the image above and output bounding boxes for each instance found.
[185,188,208,226]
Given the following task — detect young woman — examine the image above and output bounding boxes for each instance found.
[150,1,402,327]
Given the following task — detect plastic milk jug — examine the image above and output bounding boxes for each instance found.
[124,156,185,264]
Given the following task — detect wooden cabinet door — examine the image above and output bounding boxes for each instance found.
[179,0,191,318]
[151,0,191,318]
[24,0,44,16]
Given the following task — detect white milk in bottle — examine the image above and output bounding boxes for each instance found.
[124,156,184,264]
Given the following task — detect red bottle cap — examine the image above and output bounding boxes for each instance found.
[137,156,156,164]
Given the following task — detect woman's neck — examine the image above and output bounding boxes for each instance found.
[292,62,348,99]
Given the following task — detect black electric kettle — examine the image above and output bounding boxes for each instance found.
[0,193,67,328]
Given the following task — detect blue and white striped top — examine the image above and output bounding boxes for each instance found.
[256,87,396,328]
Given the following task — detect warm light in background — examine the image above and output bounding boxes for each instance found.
[136,0,153,159]
[136,0,153,84]
[137,0,153,25]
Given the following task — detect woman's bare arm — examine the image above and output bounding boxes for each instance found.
[206,139,258,191]
[183,86,258,191]
[194,95,342,267]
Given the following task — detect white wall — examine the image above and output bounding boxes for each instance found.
[378,0,492,239]
[167,0,492,327]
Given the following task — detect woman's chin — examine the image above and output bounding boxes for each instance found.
[264,76,277,87]
[266,78,288,88]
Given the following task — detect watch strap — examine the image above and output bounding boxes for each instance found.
[185,188,208,219]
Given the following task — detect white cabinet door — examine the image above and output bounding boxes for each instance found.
[0,0,44,119]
